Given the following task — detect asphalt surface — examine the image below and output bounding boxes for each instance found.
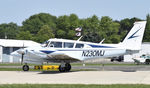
[1,64,150,84]
[0,71,150,84]
[1,65,150,72]
[73,65,150,71]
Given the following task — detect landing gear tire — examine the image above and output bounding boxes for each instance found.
[65,63,71,72]
[145,59,150,65]
[59,63,71,72]
[59,65,66,72]
[22,65,29,71]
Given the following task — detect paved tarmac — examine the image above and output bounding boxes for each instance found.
[1,65,150,71]
[0,71,150,84]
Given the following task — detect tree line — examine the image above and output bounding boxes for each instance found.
[0,13,150,43]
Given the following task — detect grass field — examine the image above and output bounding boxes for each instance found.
[0,84,150,88]
[0,63,34,66]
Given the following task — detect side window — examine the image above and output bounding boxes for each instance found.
[49,42,62,48]
[64,42,74,48]
[75,43,84,48]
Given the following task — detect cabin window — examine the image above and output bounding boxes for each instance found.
[75,43,84,48]
[64,42,74,48]
[49,41,62,48]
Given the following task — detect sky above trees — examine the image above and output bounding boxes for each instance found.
[0,0,149,25]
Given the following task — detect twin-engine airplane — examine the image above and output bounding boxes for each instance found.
[11,21,146,72]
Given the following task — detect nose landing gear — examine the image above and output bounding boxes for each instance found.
[22,64,29,71]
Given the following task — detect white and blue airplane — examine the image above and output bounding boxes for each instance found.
[11,21,147,72]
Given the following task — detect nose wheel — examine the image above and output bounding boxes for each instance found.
[59,63,71,72]
[22,64,29,71]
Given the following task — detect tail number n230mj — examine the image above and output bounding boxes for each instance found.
[82,50,105,57]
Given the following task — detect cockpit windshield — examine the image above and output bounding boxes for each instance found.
[42,41,50,47]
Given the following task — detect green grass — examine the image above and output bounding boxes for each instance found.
[0,68,41,71]
[0,63,34,66]
[0,84,150,88]
[0,63,21,66]
[0,68,22,71]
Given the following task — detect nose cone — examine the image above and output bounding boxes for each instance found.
[17,49,25,55]
[11,49,25,57]
[11,51,20,57]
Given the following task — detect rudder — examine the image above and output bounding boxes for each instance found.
[121,21,147,50]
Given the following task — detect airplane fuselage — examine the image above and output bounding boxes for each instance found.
[13,42,127,64]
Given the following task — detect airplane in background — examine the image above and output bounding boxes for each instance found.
[11,21,147,72]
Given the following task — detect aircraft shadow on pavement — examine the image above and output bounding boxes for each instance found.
[38,70,137,74]
[38,71,77,74]
[120,70,137,72]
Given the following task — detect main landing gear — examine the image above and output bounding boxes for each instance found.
[59,63,71,72]
[22,63,71,72]
[22,64,29,71]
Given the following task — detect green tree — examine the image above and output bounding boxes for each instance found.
[119,17,142,41]
[56,14,80,39]
[35,25,55,43]
[0,22,19,39]
[22,13,57,37]
[16,31,32,40]
[119,18,131,40]
[69,14,80,30]
[100,16,120,43]
[56,30,66,38]
[56,15,70,32]
[0,13,145,43]
[143,14,150,42]
[82,15,102,43]
[67,30,76,39]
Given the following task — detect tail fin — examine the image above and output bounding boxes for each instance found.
[121,21,147,50]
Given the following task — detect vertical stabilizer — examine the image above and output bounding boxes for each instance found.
[121,21,147,50]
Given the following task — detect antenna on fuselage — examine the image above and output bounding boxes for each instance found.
[99,38,105,44]
[77,36,83,41]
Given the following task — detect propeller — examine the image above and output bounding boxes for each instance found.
[21,53,24,65]
[20,43,25,65]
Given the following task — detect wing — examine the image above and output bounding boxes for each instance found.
[14,50,81,63]
[46,54,80,63]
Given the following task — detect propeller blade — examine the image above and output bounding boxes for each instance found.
[23,42,24,48]
[21,54,24,65]
[21,42,25,65]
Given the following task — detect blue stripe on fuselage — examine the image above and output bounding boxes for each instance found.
[40,50,55,54]
[88,44,115,48]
